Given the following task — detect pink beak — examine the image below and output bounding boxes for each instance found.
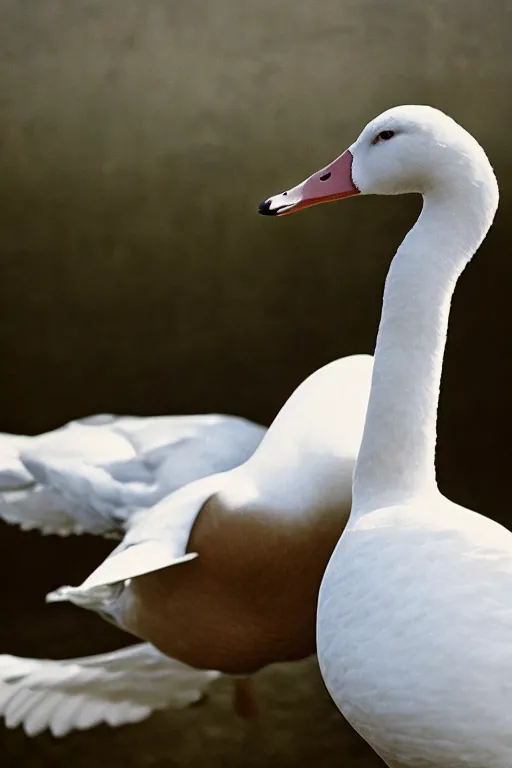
[259,149,359,217]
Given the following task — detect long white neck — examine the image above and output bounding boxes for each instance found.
[353,177,498,511]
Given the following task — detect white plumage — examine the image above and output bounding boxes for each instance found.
[0,410,265,735]
[0,644,220,737]
[0,412,265,536]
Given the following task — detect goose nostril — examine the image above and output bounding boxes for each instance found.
[319,172,331,181]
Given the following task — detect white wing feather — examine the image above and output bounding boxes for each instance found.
[0,414,265,537]
[0,427,94,536]
[46,472,229,611]
[0,415,136,536]
[0,487,85,536]
[0,644,220,737]
[0,432,33,489]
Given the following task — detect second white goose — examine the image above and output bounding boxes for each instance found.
[261,105,504,767]
[0,355,372,736]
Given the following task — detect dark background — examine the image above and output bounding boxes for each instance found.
[0,1,510,765]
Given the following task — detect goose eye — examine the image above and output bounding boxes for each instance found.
[373,130,395,144]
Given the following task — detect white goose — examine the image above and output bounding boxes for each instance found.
[0,356,373,737]
[261,105,504,766]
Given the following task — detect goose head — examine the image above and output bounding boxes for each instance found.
[258,105,498,214]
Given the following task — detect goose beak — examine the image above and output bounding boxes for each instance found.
[258,149,359,217]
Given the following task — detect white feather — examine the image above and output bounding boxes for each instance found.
[0,644,220,737]
[0,413,265,537]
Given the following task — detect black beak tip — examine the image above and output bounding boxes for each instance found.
[258,199,277,216]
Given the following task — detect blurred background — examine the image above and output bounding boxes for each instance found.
[0,0,510,765]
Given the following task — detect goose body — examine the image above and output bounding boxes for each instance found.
[319,499,512,768]
[262,106,505,766]
[0,355,373,735]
